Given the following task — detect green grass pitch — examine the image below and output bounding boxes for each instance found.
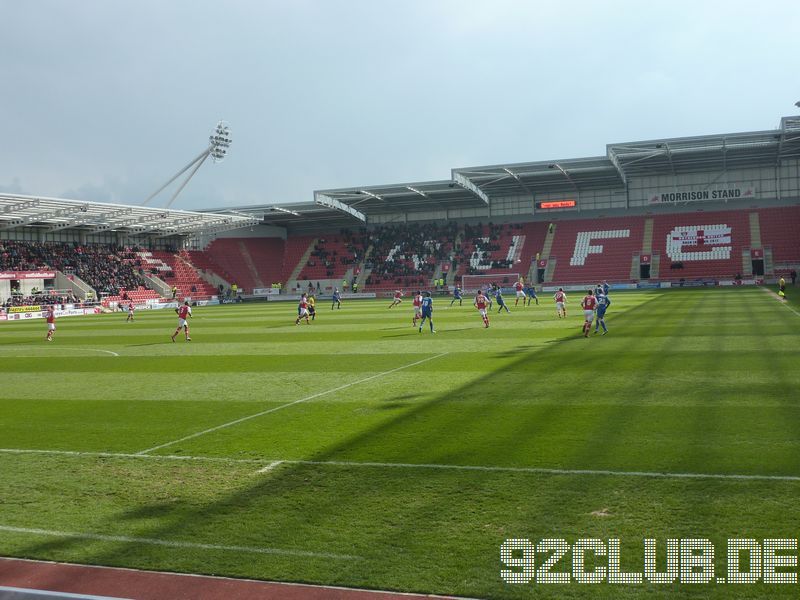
[1,287,799,598]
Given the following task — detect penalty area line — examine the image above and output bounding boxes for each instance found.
[0,525,359,560]
[134,352,450,455]
[2,447,800,483]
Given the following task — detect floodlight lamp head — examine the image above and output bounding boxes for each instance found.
[209,120,232,162]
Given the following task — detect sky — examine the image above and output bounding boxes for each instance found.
[1,1,798,211]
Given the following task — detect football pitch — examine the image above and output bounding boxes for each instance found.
[1,287,799,599]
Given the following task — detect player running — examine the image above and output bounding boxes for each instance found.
[474,290,490,328]
[45,305,56,341]
[554,288,567,318]
[171,301,192,342]
[295,294,311,325]
[524,283,538,306]
[388,290,403,308]
[412,291,423,326]
[594,292,611,335]
[580,289,597,338]
[514,280,526,306]
[450,285,463,307]
[418,291,435,333]
[331,288,342,310]
[126,301,135,322]
[308,295,317,321]
[495,285,510,313]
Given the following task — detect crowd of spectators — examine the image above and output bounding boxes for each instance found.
[0,241,146,296]
[457,222,521,274]
[304,229,369,278]
[365,222,458,286]
[2,290,79,309]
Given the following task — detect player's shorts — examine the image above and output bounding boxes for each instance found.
[516,290,526,297]
[477,308,487,317]
[596,308,607,319]
[298,308,309,317]
[177,318,188,328]
[556,302,565,311]
[583,310,594,322]
[48,323,56,331]
[421,309,432,319]
[414,306,422,315]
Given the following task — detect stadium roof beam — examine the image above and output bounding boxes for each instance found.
[86,208,136,232]
[0,203,91,230]
[451,172,490,205]
[270,206,301,217]
[0,198,41,214]
[502,168,534,195]
[606,148,628,186]
[314,192,366,222]
[657,142,677,176]
[547,163,579,192]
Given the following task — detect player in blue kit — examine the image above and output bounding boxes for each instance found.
[524,283,538,306]
[494,285,510,313]
[450,286,463,306]
[418,291,435,333]
[594,292,611,334]
[331,288,342,310]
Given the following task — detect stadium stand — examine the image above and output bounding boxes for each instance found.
[365,222,457,289]
[281,235,316,284]
[202,238,287,293]
[297,230,367,282]
[758,205,800,264]
[651,209,750,281]
[455,222,527,277]
[101,286,162,307]
[148,251,218,299]
[0,241,146,296]
[547,216,646,283]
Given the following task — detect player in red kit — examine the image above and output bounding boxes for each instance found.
[554,288,567,318]
[45,305,56,341]
[580,289,597,338]
[474,291,490,328]
[514,280,526,306]
[126,301,135,322]
[295,294,311,325]
[412,291,422,326]
[171,301,192,341]
[388,290,403,308]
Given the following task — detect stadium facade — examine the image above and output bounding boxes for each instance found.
[1,115,798,302]
[0,116,796,242]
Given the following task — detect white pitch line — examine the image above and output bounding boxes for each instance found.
[0,525,359,560]
[760,286,800,318]
[135,352,450,455]
[2,447,800,483]
[257,460,284,474]
[0,347,119,357]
